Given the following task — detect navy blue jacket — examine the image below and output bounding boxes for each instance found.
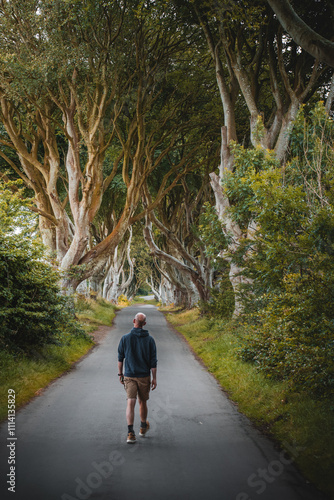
[118,327,157,378]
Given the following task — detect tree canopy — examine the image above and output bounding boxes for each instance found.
[0,0,219,290]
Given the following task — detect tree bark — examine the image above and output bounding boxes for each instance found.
[209,169,246,318]
[325,73,334,113]
[267,0,334,68]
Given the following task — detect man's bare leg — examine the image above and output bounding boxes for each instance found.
[138,398,150,436]
[138,398,148,422]
[126,398,136,426]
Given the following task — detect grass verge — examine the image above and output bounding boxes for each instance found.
[164,306,334,499]
[0,298,116,422]
[75,297,117,332]
[131,296,158,306]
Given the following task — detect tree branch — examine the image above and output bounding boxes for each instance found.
[267,0,334,67]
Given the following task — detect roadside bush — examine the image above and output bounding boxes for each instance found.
[0,182,85,353]
[235,104,334,398]
[0,237,85,351]
[240,273,334,397]
[117,294,130,306]
[74,294,93,312]
[199,276,235,318]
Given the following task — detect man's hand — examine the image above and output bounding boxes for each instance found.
[151,367,157,390]
[118,361,124,384]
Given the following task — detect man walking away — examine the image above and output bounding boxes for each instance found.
[118,312,157,444]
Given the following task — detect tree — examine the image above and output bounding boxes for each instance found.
[101,227,134,302]
[143,166,221,307]
[177,0,333,314]
[267,0,334,68]
[0,0,211,291]
[125,228,157,298]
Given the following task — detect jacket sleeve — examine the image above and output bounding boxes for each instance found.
[118,337,125,362]
[149,338,157,368]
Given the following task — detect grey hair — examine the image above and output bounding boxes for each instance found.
[135,312,146,327]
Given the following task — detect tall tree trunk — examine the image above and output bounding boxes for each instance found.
[209,162,247,318]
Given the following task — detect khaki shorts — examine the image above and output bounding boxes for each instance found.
[124,376,151,401]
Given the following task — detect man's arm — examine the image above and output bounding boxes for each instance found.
[151,367,157,390]
[118,361,124,384]
[118,337,125,384]
[150,337,157,390]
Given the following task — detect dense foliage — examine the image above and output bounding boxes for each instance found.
[0,0,219,290]
[195,203,235,318]
[229,103,334,397]
[0,182,84,352]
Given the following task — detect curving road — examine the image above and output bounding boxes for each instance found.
[0,305,328,500]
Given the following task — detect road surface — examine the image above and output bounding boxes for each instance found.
[138,295,155,301]
[0,305,327,500]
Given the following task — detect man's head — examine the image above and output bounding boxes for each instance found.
[134,312,147,328]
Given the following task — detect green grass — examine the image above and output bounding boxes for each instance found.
[76,297,116,331]
[0,298,116,422]
[131,296,158,306]
[0,337,93,421]
[165,307,334,499]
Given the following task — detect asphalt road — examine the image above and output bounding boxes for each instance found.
[0,305,328,500]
